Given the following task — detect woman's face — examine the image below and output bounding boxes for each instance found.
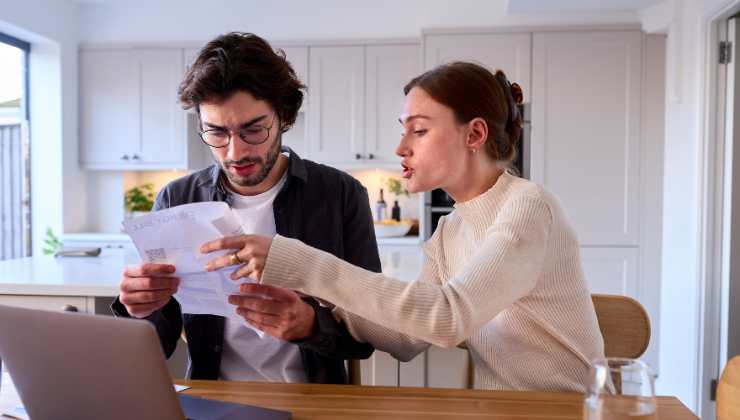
[397,87,470,194]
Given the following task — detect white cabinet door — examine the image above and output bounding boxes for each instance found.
[365,44,420,165]
[278,47,309,94]
[80,50,139,167]
[81,48,199,170]
[531,31,642,246]
[279,47,310,158]
[139,49,186,166]
[426,346,469,389]
[579,247,639,298]
[424,33,532,96]
[184,48,200,73]
[308,46,365,165]
[360,350,399,386]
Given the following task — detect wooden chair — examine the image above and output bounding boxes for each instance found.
[458,293,651,389]
[718,355,740,420]
[347,359,362,385]
[591,294,651,359]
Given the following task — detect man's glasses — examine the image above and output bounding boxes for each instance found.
[198,114,276,148]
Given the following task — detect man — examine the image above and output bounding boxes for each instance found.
[111,32,380,384]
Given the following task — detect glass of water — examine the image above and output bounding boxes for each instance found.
[583,357,656,420]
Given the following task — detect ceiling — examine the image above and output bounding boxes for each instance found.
[506,0,664,13]
[73,0,664,12]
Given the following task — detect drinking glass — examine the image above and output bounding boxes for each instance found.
[583,357,657,420]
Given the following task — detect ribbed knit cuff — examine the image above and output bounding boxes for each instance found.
[262,234,312,292]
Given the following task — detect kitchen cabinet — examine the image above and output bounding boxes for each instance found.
[308,46,365,165]
[424,32,532,98]
[580,247,640,298]
[308,43,420,167]
[365,44,420,164]
[80,48,207,170]
[276,46,310,157]
[531,30,642,247]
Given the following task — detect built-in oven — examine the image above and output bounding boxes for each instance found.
[421,103,530,239]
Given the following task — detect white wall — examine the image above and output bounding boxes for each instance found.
[1,0,83,255]
[640,0,737,414]
[76,0,639,43]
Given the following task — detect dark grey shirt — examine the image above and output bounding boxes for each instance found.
[112,148,380,384]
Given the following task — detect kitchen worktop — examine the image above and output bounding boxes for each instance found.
[0,240,424,297]
[0,249,136,297]
[62,232,422,247]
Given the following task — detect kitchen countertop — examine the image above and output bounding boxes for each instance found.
[0,249,137,297]
[0,242,424,297]
[62,232,422,247]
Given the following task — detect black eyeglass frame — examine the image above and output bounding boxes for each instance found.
[198,114,276,148]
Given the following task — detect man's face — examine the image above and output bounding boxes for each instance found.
[199,91,282,189]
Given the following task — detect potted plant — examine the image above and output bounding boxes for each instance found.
[124,183,155,219]
[42,227,63,255]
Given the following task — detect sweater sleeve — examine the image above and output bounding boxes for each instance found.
[329,250,444,361]
[261,195,552,348]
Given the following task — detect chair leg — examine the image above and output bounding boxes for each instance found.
[465,351,474,389]
[348,359,362,386]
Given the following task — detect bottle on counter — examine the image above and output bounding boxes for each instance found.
[375,189,387,221]
[391,200,401,221]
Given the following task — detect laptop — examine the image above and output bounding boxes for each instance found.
[0,304,291,420]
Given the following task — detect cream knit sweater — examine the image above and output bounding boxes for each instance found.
[262,172,605,392]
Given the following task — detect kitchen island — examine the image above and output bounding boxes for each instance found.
[0,248,137,314]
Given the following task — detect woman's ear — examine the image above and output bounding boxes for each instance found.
[465,117,488,151]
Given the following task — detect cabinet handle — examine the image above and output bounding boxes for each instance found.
[132,154,141,161]
[62,305,79,312]
[355,153,363,160]
[367,153,375,160]
[121,154,130,160]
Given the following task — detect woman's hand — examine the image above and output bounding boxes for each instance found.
[200,234,273,282]
[228,283,317,341]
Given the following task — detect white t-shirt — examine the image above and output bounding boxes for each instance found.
[218,171,307,383]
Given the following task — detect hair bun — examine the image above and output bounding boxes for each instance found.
[510,82,523,105]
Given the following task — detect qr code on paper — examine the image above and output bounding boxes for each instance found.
[144,248,167,262]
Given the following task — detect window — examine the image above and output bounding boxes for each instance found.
[0,33,30,260]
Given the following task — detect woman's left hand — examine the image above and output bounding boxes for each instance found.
[201,234,273,282]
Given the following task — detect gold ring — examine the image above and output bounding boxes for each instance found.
[229,253,242,265]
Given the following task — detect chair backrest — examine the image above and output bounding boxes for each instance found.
[591,294,651,359]
[718,355,740,420]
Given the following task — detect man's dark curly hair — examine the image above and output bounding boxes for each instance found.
[178,32,305,132]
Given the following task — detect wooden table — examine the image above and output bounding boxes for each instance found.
[178,380,698,419]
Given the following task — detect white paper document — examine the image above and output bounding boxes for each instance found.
[122,202,258,327]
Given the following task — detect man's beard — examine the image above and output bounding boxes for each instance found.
[220,134,282,187]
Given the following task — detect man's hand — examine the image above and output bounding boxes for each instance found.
[119,263,180,318]
[201,234,273,282]
[228,283,316,341]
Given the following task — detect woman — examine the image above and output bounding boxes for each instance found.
[202,62,605,392]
